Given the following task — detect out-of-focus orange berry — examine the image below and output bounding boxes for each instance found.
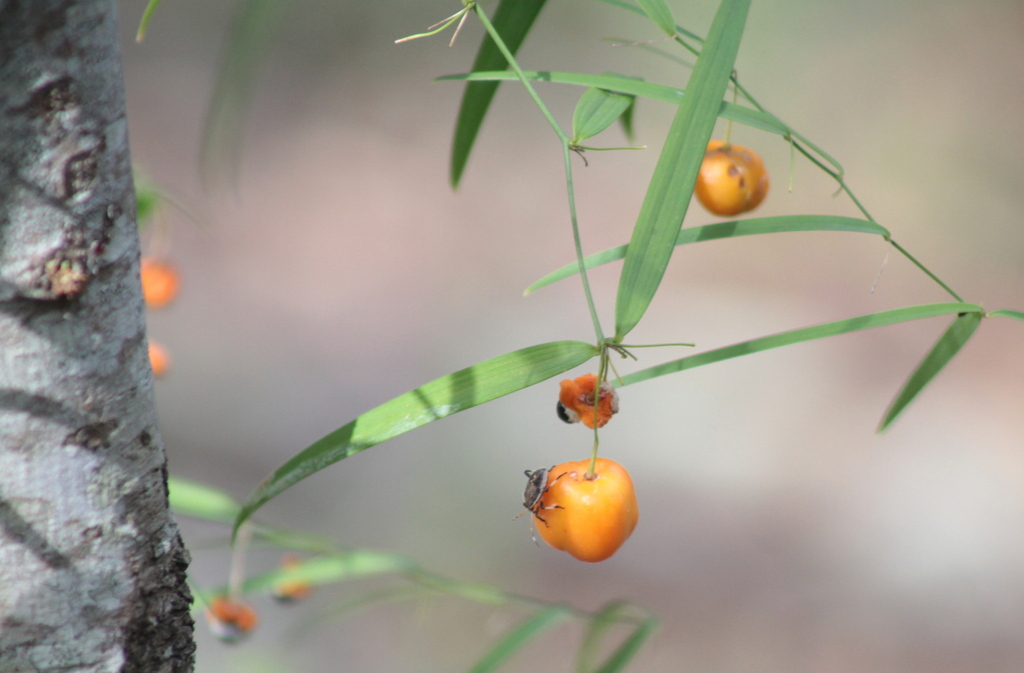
[694,140,770,216]
[205,595,258,643]
[534,458,638,563]
[148,341,170,378]
[557,374,619,429]
[140,257,179,309]
[271,554,312,603]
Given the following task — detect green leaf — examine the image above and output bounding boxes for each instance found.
[636,0,676,36]
[618,97,637,142]
[241,552,412,595]
[591,619,657,673]
[440,71,781,136]
[450,0,547,189]
[234,341,598,536]
[467,607,571,673]
[572,85,635,143]
[136,0,162,42]
[439,69,846,178]
[134,182,161,228]
[614,0,751,340]
[201,0,287,187]
[877,311,983,431]
[168,476,241,523]
[618,303,985,387]
[525,215,888,294]
[990,309,1024,322]
[577,602,657,673]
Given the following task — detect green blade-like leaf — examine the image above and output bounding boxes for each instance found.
[440,69,846,177]
[618,303,985,387]
[877,311,983,432]
[615,0,751,340]
[241,552,412,595]
[450,0,547,189]
[990,309,1024,322]
[618,96,637,142]
[572,85,635,143]
[234,341,598,535]
[467,607,571,673]
[592,618,657,673]
[525,215,889,294]
[439,71,787,136]
[136,0,162,42]
[201,0,287,187]
[576,602,656,673]
[168,476,240,523]
[636,0,676,36]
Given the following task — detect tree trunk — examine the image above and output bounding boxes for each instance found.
[0,1,195,671]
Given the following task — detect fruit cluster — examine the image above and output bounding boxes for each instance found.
[140,257,179,378]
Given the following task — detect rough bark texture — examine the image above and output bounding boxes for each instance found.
[0,1,195,671]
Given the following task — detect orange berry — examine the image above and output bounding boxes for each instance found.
[140,257,179,308]
[694,140,770,216]
[271,554,312,603]
[148,341,171,378]
[557,374,619,429]
[205,595,258,643]
[534,458,638,563]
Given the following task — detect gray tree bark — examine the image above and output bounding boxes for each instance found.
[0,1,195,671]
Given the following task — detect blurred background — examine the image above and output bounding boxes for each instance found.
[119,0,1024,671]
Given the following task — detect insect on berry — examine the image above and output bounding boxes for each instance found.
[516,467,564,526]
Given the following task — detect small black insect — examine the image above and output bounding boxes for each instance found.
[516,466,565,527]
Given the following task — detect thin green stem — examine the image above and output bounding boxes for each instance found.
[889,239,965,302]
[563,148,607,342]
[474,3,606,343]
[473,4,566,142]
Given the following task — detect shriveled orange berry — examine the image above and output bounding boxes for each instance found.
[270,554,312,603]
[557,374,619,429]
[205,595,258,643]
[694,140,770,216]
[140,257,179,309]
[535,458,638,563]
[148,341,170,378]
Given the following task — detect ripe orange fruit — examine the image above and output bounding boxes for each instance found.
[140,257,179,308]
[694,140,770,216]
[148,341,170,378]
[534,458,638,563]
[205,595,258,643]
[557,374,619,429]
[270,554,312,603]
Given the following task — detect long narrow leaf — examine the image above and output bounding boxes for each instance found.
[615,0,751,339]
[572,85,635,142]
[467,607,571,673]
[168,476,240,523]
[636,0,676,36]
[200,0,286,186]
[577,602,656,673]
[990,309,1024,322]
[618,303,985,387]
[439,71,788,145]
[240,552,412,595]
[525,215,890,294]
[877,311,983,431]
[450,0,547,188]
[440,70,842,174]
[592,618,657,673]
[234,341,598,535]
